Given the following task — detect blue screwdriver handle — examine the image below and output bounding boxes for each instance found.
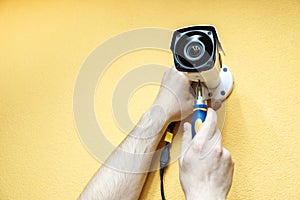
[191,104,207,138]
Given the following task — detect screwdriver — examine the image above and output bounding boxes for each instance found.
[191,81,208,138]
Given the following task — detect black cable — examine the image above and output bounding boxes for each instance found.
[160,143,170,200]
[168,122,176,133]
[160,122,175,200]
[160,167,166,200]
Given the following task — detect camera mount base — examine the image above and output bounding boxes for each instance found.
[203,65,234,101]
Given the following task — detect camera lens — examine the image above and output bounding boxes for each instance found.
[184,41,205,61]
[173,30,214,70]
[187,42,203,58]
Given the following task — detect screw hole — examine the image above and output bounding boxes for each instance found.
[223,68,227,72]
[220,91,226,96]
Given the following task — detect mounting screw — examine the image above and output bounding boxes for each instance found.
[220,90,226,96]
[223,68,228,72]
[208,92,213,97]
[207,31,211,35]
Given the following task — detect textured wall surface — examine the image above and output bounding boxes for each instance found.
[1,0,300,199]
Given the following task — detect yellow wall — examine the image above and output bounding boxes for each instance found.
[1,0,300,199]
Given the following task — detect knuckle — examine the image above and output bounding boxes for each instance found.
[222,148,232,160]
[181,152,193,165]
[163,70,168,78]
[191,140,204,153]
[213,145,222,155]
[191,144,201,152]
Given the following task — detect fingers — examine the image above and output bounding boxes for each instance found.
[222,147,230,159]
[221,147,234,174]
[180,122,192,155]
[214,129,222,148]
[171,66,191,83]
[222,147,234,164]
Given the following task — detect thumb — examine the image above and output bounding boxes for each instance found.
[180,122,192,155]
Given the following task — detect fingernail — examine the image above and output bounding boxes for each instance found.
[184,122,190,131]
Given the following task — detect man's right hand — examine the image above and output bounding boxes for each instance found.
[179,108,234,200]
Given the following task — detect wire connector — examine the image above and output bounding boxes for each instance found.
[164,131,173,143]
[160,143,171,200]
[160,143,171,169]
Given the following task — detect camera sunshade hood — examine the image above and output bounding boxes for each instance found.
[170,25,225,55]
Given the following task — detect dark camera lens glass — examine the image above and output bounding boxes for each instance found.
[173,30,213,69]
[186,42,203,59]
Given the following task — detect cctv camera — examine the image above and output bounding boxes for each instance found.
[170,25,233,100]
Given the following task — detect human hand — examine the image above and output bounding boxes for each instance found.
[153,67,194,123]
[179,108,234,200]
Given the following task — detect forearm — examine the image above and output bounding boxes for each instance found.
[78,105,169,200]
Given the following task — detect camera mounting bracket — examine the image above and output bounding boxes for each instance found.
[202,65,234,101]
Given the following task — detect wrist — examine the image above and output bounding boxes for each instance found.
[186,195,225,200]
[134,104,169,138]
[151,100,173,124]
[185,191,226,200]
[126,104,169,152]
